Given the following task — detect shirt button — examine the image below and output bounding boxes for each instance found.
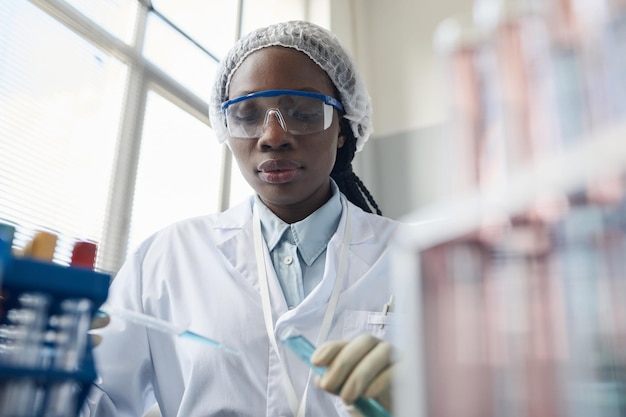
[283,255,293,265]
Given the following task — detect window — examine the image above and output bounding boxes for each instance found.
[0,0,126,266]
[142,12,217,103]
[127,91,222,253]
[0,0,307,273]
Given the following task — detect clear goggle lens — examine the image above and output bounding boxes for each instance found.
[221,90,344,139]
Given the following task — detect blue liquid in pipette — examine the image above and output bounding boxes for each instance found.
[282,335,392,417]
[282,335,328,376]
[96,308,239,355]
[180,330,240,355]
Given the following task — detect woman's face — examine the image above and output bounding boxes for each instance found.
[226,46,345,223]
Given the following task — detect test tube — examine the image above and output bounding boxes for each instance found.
[52,298,93,370]
[22,231,58,262]
[550,194,622,417]
[474,0,561,169]
[601,0,626,122]
[0,223,15,248]
[457,241,493,417]
[0,319,37,417]
[44,380,81,417]
[0,292,51,417]
[0,293,51,368]
[70,240,97,270]
[552,0,626,128]
[0,224,13,301]
[434,15,491,194]
[44,298,93,417]
[278,327,392,417]
[543,0,596,144]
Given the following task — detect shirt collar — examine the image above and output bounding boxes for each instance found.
[254,180,343,266]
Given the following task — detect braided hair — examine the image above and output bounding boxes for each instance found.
[331,118,382,215]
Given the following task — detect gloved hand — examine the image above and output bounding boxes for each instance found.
[90,313,110,347]
[311,334,395,413]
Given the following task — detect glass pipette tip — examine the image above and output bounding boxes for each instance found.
[97,305,239,355]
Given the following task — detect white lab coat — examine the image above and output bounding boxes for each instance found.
[84,195,400,417]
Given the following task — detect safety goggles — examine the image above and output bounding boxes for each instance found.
[221,89,345,138]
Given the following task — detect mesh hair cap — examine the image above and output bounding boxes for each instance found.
[209,20,373,152]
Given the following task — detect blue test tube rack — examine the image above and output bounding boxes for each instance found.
[0,238,110,417]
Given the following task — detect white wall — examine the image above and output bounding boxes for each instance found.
[325,0,473,218]
[330,0,472,135]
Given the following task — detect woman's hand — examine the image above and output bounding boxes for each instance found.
[90,312,110,347]
[311,334,395,413]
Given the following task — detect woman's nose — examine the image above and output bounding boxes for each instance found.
[263,108,287,131]
[257,109,295,148]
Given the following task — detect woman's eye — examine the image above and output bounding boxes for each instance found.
[290,108,322,121]
[232,109,261,124]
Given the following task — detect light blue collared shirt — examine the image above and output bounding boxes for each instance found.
[255,180,342,308]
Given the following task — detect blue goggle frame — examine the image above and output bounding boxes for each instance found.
[221,89,345,113]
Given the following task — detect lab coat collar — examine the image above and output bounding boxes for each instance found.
[212,194,375,246]
[253,181,342,266]
[213,195,377,315]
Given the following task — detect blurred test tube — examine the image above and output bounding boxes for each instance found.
[474,0,561,170]
[543,0,602,144]
[22,230,58,262]
[52,298,92,371]
[420,238,495,417]
[70,240,98,270]
[0,292,50,416]
[44,298,93,416]
[553,0,626,128]
[434,15,501,195]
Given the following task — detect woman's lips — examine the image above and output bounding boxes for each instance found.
[257,159,302,184]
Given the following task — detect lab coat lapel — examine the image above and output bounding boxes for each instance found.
[214,197,289,313]
[212,196,380,316]
[295,197,376,314]
[342,200,380,287]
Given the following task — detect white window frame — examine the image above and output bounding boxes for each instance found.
[27,0,243,272]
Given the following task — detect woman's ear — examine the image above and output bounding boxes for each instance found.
[337,131,346,148]
[337,118,350,149]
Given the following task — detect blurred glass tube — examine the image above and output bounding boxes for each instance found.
[584,0,626,125]
[474,0,561,171]
[53,298,92,370]
[434,15,493,194]
[0,293,50,417]
[544,0,602,143]
[551,199,620,417]
[420,239,495,417]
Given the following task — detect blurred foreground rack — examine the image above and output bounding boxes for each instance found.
[0,239,110,417]
[393,1,626,415]
[393,121,626,417]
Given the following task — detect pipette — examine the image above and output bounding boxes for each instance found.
[97,305,239,355]
[278,326,392,417]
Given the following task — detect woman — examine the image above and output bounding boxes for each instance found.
[86,20,399,417]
